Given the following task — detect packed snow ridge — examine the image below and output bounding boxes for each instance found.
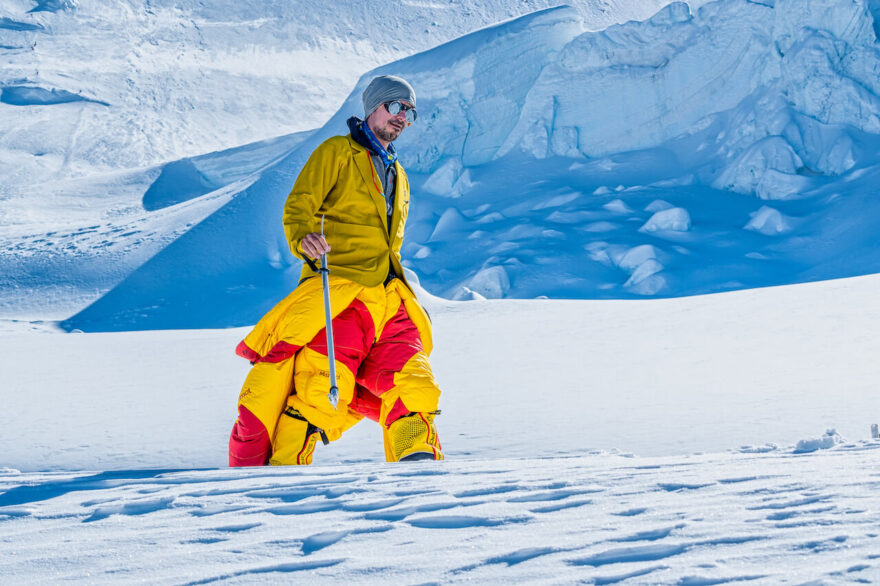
[3,0,880,330]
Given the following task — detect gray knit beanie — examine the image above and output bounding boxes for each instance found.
[362,75,416,119]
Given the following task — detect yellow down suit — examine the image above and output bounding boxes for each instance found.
[229,133,442,466]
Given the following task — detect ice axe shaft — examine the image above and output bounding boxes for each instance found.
[319,217,339,409]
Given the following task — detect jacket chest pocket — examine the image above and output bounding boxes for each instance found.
[397,197,410,238]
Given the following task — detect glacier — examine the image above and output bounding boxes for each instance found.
[2,0,880,332]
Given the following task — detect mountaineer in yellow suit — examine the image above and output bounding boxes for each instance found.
[229,75,443,465]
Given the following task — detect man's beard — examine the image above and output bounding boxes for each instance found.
[375,122,402,143]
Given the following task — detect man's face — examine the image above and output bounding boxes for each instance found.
[366,101,411,144]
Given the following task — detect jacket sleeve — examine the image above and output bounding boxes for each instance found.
[282,139,343,260]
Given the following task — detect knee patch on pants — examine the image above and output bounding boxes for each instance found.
[290,346,357,435]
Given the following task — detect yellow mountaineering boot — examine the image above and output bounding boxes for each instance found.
[269,407,327,465]
[384,412,443,462]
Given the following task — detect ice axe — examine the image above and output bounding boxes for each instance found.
[318,216,339,409]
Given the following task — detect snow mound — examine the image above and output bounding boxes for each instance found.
[395,6,583,170]
[456,265,511,299]
[423,159,466,198]
[713,137,806,200]
[737,443,779,454]
[645,200,674,213]
[429,208,469,241]
[141,159,218,212]
[618,244,663,271]
[640,207,691,232]
[744,206,793,235]
[494,0,880,197]
[624,259,667,295]
[793,429,845,454]
[603,198,633,213]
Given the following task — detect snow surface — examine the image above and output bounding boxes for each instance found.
[2,446,879,584]
[6,272,880,470]
[2,273,880,582]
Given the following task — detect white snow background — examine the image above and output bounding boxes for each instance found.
[2,0,880,583]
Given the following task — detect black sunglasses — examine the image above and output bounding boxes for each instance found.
[384,100,417,123]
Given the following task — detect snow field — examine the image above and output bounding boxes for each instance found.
[1,446,878,583]
[4,273,880,472]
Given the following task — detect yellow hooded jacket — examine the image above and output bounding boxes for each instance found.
[283,134,410,288]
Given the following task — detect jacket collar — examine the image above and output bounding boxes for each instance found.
[345,118,406,239]
[347,116,397,165]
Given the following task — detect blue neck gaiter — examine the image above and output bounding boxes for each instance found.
[360,119,398,166]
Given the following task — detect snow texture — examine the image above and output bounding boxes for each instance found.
[2,275,880,582]
[2,446,879,583]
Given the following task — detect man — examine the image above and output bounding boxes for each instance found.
[228,75,444,466]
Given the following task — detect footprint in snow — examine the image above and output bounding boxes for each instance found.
[611,524,685,543]
[264,500,339,516]
[406,514,531,529]
[483,545,569,567]
[747,494,832,511]
[657,482,715,492]
[181,537,227,545]
[83,496,175,523]
[189,504,251,517]
[453,484,520,498]
[339,497,407,512]
[529,498,593,514]
[182,558,346,585]
[301,524,393,555]
[209,522,261,533]
[765,504,835,522]
[507,487,602,503]
[364,500,474,522]
[591,564,668,585]
[568,543,688,567]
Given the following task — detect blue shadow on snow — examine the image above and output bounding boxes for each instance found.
[0,469,188,507]
[0,85,109,106]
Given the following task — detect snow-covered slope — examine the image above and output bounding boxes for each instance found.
[6,273,879,471]
[401,0,880,300]
[0,129,312,321]
[2,275,880,583]
[42,0,880,332]
[4,0,880,332]
[0,0,673,179]
[0,0,684,328]
[50,6,587,331]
